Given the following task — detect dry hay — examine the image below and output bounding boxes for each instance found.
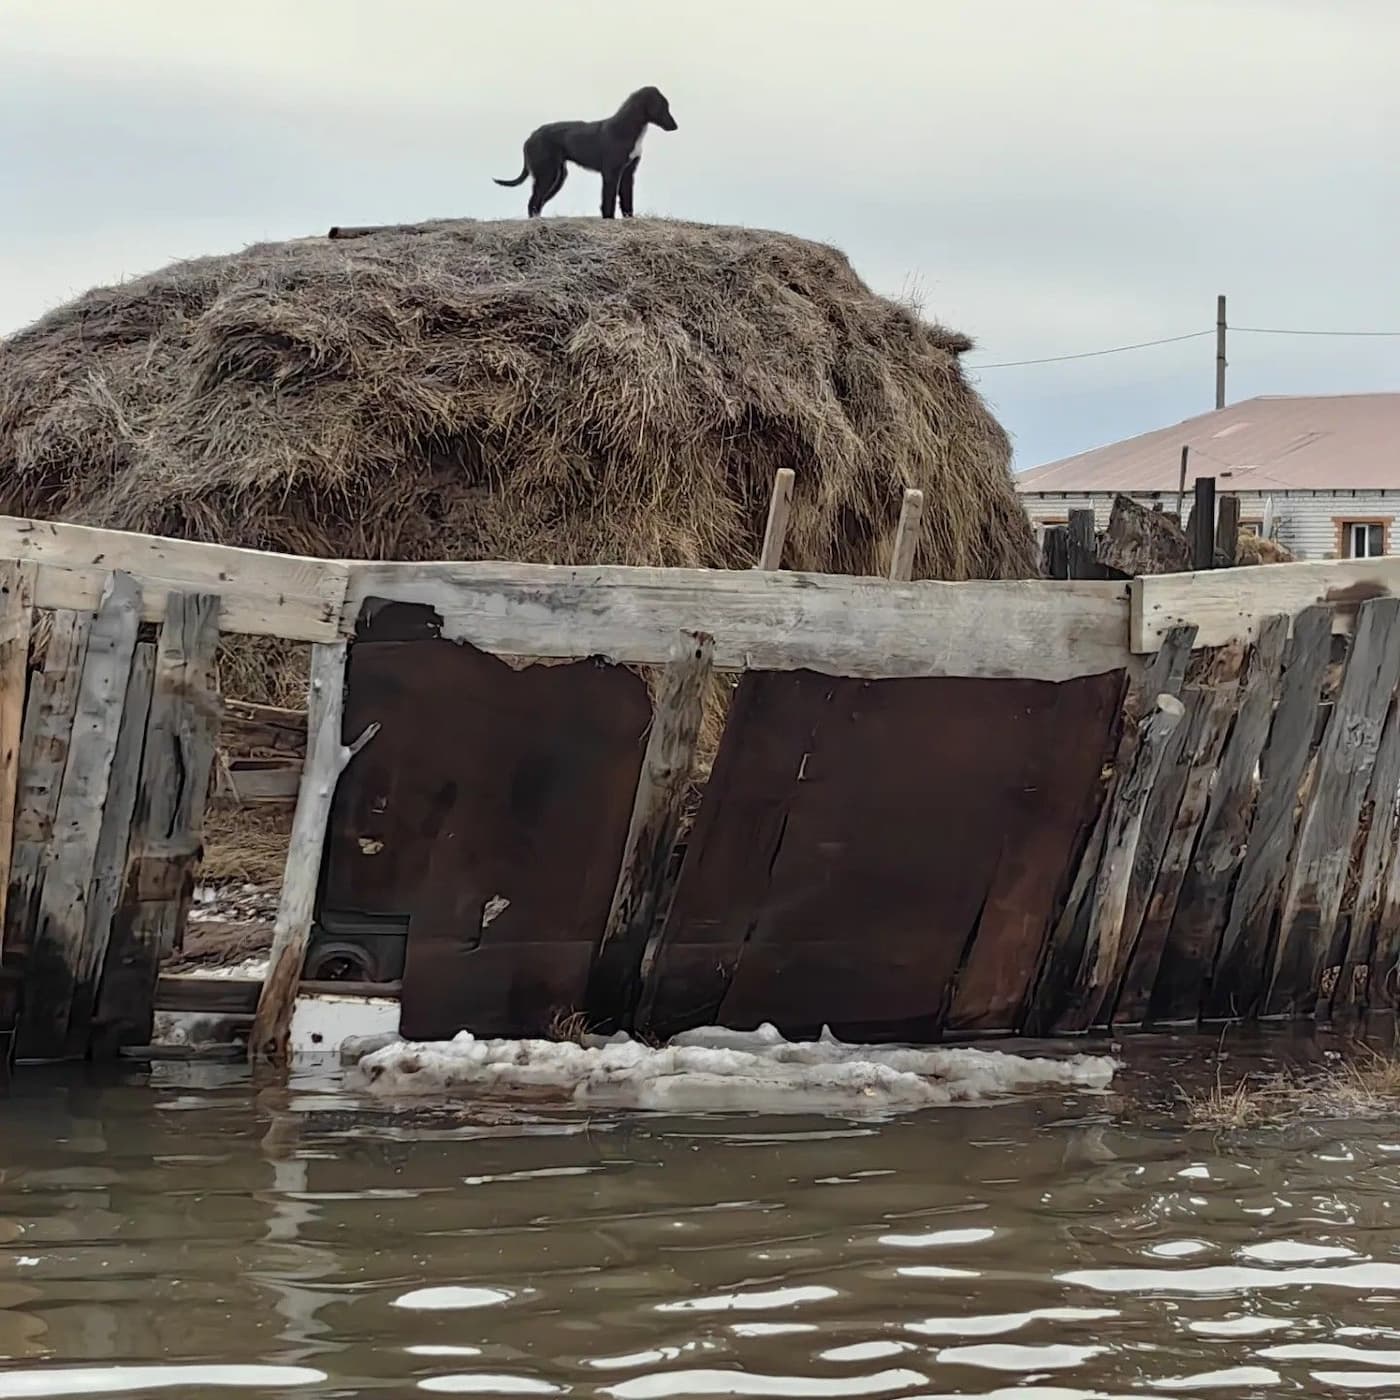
[1181,1047,1400,1129]
[1236,530,1293,565]
[0,217,1033,880]
[201,802,294,886]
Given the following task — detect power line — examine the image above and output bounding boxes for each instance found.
[969,330,1210,370]
[1234,325,1400,337]
[969,322,1400,371]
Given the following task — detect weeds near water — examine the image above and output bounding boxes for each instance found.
[1180,1045,1400,1128]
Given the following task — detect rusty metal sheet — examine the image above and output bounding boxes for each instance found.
[323,604,651,1040]
[638,668,1123,1043]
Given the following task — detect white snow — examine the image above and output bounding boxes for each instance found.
[349,1022,1117,1113]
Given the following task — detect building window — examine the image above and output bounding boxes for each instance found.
[1338,520,1389,559]
[1239,518,1263,535]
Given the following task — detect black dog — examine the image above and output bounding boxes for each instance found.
[495,87,677,219]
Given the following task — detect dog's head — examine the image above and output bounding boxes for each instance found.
[639,86,678,131]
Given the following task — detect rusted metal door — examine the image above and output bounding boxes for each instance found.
[638,668,1122,1042]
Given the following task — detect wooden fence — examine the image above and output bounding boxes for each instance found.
[4,491,1400,1071]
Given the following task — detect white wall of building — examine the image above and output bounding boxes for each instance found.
[1017,489,1400,562]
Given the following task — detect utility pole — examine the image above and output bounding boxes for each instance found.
[1215,294,1227,410]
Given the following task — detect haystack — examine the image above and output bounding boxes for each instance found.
[0,218,1032,901]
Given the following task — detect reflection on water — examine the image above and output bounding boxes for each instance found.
[3,1044,1400,1397]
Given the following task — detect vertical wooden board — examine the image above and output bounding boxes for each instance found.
[1215,494,1241,567]
[65,642,155,1058]
[1268,598,1400,1018]
[0,562,36,950]
[91,592,221,1057]
[3,608,90,956]
[1155,617,1288,1022]
[1025,625,1195,1034]
[1067,510,1098,580]
[1051,693,1185,1033]
[888,490,925,582]
[1208,606,1332,1020]
[586,632,714,1033]
[1127,646,1245,1023]
[947,670,1125,1033]
[18,575,142,1060]
[1042,527,1069,581]
[1330,697,1400,1021]
[758,468,795,571]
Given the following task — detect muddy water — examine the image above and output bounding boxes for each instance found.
[3,1047,1400,1398]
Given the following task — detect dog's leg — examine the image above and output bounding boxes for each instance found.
[619,159,639,218]
[600,168,621,219]
[528,163,567,217]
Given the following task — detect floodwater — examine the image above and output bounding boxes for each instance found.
[4,1043,1400,1398]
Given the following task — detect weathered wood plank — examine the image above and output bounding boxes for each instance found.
[1041,526,1069,580]
[585,632,714,1033]
[18,576,143,1059]
[1023,626,1195,1033]
[758,468,795,571]
[219,699,307,758]
[0,515,348,642]
[1330,697,1400,1021]
[251,641,379,1064]
[888,490,925,582]
[344,563,1131,682]
[1268,598,1400,1018]
[1216,494,1241,568]
[1207,606,1332,1020]
[1067,510,1098,580]
[67,642,156,1058]
[1191,478,1217,571]
[4,609,90,956]
[1132,557,1400,653]
[1155,617,1289,1022]
[91,593,222,1057]
[1121,644,1247,1024]
[0,562,36,951]
[1052,693,1185,1032]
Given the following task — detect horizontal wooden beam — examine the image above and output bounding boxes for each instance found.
[0,516,348,642]
[1131,556,1400,653]
[345,563,1132,681]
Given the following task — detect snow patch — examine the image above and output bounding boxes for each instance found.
[349,1022,1117,1113]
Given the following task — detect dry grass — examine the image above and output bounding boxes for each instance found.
[1181,1047,1400,1128]
[200,802,293,885]
[0,218,1033,627]
[547,1009,594,1044]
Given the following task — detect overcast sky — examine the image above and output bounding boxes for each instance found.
[3,0,1396,467]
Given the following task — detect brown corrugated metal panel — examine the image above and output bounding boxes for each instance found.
[1017,394,1400,493]
[637,668,1123,1043]
[324,606,651,1040]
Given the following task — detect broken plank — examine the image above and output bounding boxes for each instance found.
[1053,692,1186,1032]
[1207,606,1332,1020]
[0,514,348,642]
[1130,645,1246,1023]
[4,609,90,956]
[887,489,925,582]
[1330,696,1400,1022]
[1268,597,1400,1018]
[1154,617,1288,1023]
[91,592,222,1058]
[586,632,714,1033]
[66,642,156,1058]
[757,468,795,571]
[18,575,143,1060]
[1022,625,1195,1034]
[0,562,36,951]
[251,641,379,1064]
[343,562,1132,683]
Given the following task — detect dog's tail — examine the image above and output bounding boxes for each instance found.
[494,164,530,188]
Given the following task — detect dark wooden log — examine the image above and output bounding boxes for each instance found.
[18,575,142,1060]
[1191,478,1217,570]
[1207,606,1332,1019]
[1023,626,1196,1033]
[1067,510,1100,580]
[1158,617,1288,1022]
[1268,597,1400,1018]
[1215,494,1241,567]
[1042,526,1070,580]
[1097,494,1192,577]
[586,632,714,1032]
[91,593,222,1058]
